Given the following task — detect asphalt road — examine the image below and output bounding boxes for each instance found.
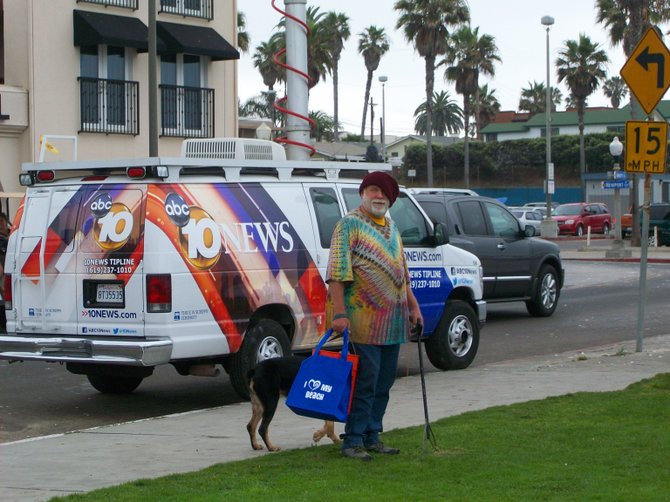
[2,259,669,444]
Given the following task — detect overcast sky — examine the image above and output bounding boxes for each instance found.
[237,0,659,137]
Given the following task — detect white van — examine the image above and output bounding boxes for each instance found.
[0,139,485,398]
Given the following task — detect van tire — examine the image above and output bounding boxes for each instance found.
[86,374,143,394]
[526,265,559,317]
[425,300,479,370]
[229,319,291,400]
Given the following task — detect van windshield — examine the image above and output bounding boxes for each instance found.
[554,205,581,216]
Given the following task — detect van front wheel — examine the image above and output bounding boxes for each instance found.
[87,374,143,394]
[425,300,479,370]
[229,319,291,400]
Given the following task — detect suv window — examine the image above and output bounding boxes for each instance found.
[484,201,520,238]
[456,200,487,236]
[341,188,430,247]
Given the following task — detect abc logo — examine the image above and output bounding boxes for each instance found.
[165,192,190,227]
[179,206,221,270]
[93,202,134,252]
[90,193,113,218]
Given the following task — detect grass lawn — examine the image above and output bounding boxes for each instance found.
[53,373,670,502]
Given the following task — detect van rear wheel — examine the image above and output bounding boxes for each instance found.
[87,374,144,394]
[229,319,291,400]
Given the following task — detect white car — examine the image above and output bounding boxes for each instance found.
[510,208,544,235]
[409,187,479,196]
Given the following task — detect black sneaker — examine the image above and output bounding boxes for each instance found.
[366,442,400,454]
[341,447,373,461]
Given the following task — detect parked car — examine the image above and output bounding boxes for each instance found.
[552,202,612,236]
[523,201,560,209]
[414,194,564,317]
[623,203,670,246]
[509,207,543,235]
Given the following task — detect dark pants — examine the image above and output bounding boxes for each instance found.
[341,342,401,449]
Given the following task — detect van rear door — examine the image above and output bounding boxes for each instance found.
[76,185,145,337]
[15,187,82,332]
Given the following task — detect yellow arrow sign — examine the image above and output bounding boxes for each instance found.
[624,121,668,174]
[620,27,670,115]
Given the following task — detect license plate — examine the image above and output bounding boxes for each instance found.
[96,283,124,304]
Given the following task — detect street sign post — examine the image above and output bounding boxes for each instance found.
[620,27,670,115]
[624,121,668,174]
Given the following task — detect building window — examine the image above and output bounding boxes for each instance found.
[79,45,139,135]
[76,0,139,9]
[160,54,214,137]
[540,127,559,138]
[159,0,213,20]
[606,125,625,133]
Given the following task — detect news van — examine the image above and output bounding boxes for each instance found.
[0,139,485,398]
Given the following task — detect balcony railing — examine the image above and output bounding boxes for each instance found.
[159,0,213,20]
[160,84,214,138]
[76,0,138,9]
[78,77,140,135]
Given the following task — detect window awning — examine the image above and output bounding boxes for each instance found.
[157,21,240,61]
[73,10,165,52]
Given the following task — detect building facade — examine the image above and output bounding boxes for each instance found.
[0,0,239,201]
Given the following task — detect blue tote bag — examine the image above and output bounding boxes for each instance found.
[286,329,357,423]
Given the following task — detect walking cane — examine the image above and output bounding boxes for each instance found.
[411,323,438,453]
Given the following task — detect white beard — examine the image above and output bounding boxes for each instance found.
[363,198,389,218]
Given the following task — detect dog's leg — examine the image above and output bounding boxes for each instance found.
[259,392,281,452]
[247,383,265,451]
[313,420,340,444]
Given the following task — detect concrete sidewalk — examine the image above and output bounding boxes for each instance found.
[2,334,669,501]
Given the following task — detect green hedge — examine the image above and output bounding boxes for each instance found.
[401,133,626,186]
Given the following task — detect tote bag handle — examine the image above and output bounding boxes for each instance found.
[314,328,349,360]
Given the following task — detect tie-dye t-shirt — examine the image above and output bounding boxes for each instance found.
[326,208,410,345]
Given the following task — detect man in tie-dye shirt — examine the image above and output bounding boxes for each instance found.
[327,171,423,461]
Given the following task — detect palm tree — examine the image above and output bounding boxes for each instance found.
[357,26,390,138]
[395,0,469,187]
[518,80,563,114]
[275,6,333,90]
[309,110,337,142]
[555,34,609,199]
[322,12,350,140]
[252,39,284,128]
[596,1,670,246]
[443,25,499,187]
[447,26,501,140]
[237,12,250,54]
[414,90,463,136]
[603,76,628,109]
[476,84,501,132]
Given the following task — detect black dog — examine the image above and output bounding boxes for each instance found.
[246,356,339,451]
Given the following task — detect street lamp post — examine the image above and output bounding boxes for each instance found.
[606,137,632,258]
[378,75,388,161]
[540,15,558,238]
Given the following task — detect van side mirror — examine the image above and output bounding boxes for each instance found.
[432,222,450,246]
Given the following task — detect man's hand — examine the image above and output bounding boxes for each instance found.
[332,317,349,334]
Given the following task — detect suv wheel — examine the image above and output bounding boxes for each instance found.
[602,222,610,235]
[575,225,584,237]
[526,265,559,317]
[229,319,291,400]
[425,300,479,370]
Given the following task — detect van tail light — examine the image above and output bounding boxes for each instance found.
[127,167,146,179]
[146,274,171,313]
[36,170,56,182]
[4,274,12,310]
